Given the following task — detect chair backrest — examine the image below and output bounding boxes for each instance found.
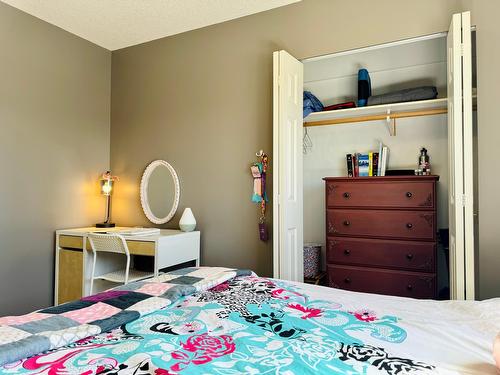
[87,233,130,256]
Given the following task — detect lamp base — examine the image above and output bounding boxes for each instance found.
[96,222,115,228]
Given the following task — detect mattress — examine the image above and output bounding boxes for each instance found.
[0,268,498,374]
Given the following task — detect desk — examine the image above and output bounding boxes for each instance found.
[55,227,200,305]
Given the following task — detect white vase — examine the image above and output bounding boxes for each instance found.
[179,207,196,232]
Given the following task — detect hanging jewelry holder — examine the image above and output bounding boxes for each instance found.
[251,150,269,241]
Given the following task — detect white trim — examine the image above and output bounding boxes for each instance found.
[302,32,448,63]
[140,160,180,225]
[273,51,280,279]
[448,12,465,300]
[301,27,476,65]
[461,11,475,300]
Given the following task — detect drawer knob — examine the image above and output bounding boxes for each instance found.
[344,277,351,284]
[406,192,413,198]
[406,223,413,229]
[343,220,350,226]
[344,249,351,255]
[343,192,351,199]
[406,253,414,260]
[407,284,413,291]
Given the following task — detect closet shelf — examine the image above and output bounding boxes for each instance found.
[303,98,448,127]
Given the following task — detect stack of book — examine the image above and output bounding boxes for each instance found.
[346,142,389,177]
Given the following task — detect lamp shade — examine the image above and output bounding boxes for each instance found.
[99,171,119,196]
[100,179,114,196]
[96,171,119,228]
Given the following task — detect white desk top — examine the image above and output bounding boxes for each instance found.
[56,227,199,241]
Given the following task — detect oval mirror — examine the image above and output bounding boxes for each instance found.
[140,160,180,224]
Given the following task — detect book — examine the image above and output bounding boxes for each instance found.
[372,152,379,176]
[358,153,369,177]
[377,141,383,176]
[380,146,389,176]
[346,154,353,177]
[349,146,386,177]
[323,102,356,111]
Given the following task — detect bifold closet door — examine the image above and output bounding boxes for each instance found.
[273,50,304,282]
[447,11,474,300]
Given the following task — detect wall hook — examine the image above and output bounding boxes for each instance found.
[256,149,264,157]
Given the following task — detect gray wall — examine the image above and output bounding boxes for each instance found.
[2,0,497,314]
[110,0,462,278]
[0,2,111,314]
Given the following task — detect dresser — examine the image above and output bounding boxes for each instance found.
[323,176,439,299]
[55,227,200,305]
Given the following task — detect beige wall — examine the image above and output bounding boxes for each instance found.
[2,0,496,310]
[0,2,111,314]
[460,1,500,299]
[1,0,496,315]
[111,0,462,278]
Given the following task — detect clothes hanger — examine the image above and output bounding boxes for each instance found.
[303,127,313,154]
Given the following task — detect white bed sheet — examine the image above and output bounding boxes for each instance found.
[287,280,500,374]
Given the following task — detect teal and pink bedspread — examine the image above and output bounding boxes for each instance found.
[0,267,499,374]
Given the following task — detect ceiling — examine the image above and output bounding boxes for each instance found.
[1,0,300,50]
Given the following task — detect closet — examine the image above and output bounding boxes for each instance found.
[273,11,477,300]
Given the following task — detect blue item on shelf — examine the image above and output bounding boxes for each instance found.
[357,69,371,107]
[303,91,324,118]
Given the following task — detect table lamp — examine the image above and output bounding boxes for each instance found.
[96,171,119,228]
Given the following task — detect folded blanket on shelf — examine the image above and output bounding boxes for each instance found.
[0,267,253,366]
[368,86,438,106]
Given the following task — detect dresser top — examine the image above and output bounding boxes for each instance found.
[323,175,439,182]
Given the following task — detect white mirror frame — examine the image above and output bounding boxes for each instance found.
[140,160,180,224]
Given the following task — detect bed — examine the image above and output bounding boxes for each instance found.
[0,267,498,374]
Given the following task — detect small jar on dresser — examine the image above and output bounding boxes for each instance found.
[323,175,439,299]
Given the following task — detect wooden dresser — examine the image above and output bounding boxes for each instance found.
[323,175,439,299]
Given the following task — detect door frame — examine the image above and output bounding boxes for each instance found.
[273,20,476,299]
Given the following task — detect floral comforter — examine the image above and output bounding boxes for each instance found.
[1,271,499,374]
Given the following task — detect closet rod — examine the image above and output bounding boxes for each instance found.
[303,108,447,127]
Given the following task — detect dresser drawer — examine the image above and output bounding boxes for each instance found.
[327,209,436,240]
[326,181,435,209]
[59,235,84,249]
[327,265,436,299]
[327,237,436,272]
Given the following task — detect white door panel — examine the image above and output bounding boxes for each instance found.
[461,12,475,300]
[447,13,464,300]
[447,11,474,300]
[273,50,303,282]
